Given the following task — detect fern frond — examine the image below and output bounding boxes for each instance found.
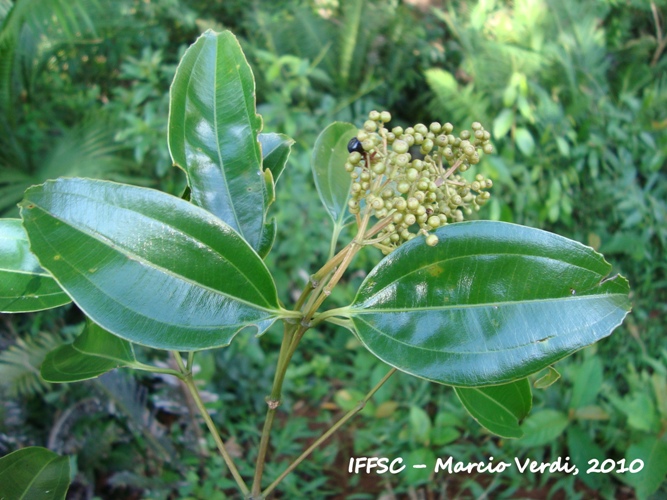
[96,371,176,462]
[0,331,65,398]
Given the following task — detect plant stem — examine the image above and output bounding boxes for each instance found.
[261,367,397,498]
[175,351,250,496]
[251,207,374,496]
[251,323,296,496]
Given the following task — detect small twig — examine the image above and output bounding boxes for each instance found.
[261,368,397,497]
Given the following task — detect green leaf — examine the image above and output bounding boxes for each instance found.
[347,221,631,387]
[20,178,282,351]
[259,132,293,185]
[41,320,136,383]
[493,108,514,139]
[168,30,269,253]
[622,438,667,499]
[515,127,535,156]
[0,447,70,500]
[311,122,357,225]
[569,356,603,409]
[455,379,532,438]
[409,405,432,445]
[0,218,70,312]
[256,133,293,259]
[517,409,569,447]
[404,448,435,486]
[534,366,561,389]
[567,425,605,489]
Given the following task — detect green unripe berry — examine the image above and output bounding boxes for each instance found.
[405,127,415,135]
[414,191,426,202]
[413,133,424,145]
[351,182,362,193]
[360,171,371,181]
[483,131,491,141]
[460,130,471,140]
[485,179,493,189]
[427,215,440,228]
[435,135,448,147]
[393,212,404,224]
[348,151,362,165]
[397,181,411,194]
[412,159,424,171]
[376,208,388,218]
[483,143,494,154]
[361,139,374,151]
[394,198,407,211]
[471,121,482,131]
[430,122,442,133]
[392,126,403,136]
[371,197,384,210]
[344,162,355,172]
[453,195,463,206]
[392,139,409,154]
[417,180,429,191]
[380,111,391,122]
[407,197,420,211]
[404,213,417,225]
[426,234,439,246]
[475,174,484,182]
[471,181,481,191]
[348,199,359,209]
[395,153,410,167]
[364,120,377,132]
[369,110,381,121]
[420,138,434,154]
[372,162,386,174]
[382,188,394,199]
[407,168,419,181]
[443,122,454,133]
[386,132,396,142]
[415,123,428,135]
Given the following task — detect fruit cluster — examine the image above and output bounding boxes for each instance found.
[345,111,494,254]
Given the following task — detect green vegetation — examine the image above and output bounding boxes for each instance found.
[0,0,665,498]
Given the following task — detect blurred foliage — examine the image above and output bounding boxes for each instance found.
[0,0,665,497]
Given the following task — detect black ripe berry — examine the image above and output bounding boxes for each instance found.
[347,137,364,154]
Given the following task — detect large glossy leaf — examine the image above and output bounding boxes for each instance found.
[455,379,532,438]
[311,122,357,225]
[0,218,70,312]
[0,447,70,500]
[168,30,268,252]
[20,178,282,351]
[347,221,631,387]
[41,320,136,383]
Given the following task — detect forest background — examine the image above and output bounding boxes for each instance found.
[0,0,665,498]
